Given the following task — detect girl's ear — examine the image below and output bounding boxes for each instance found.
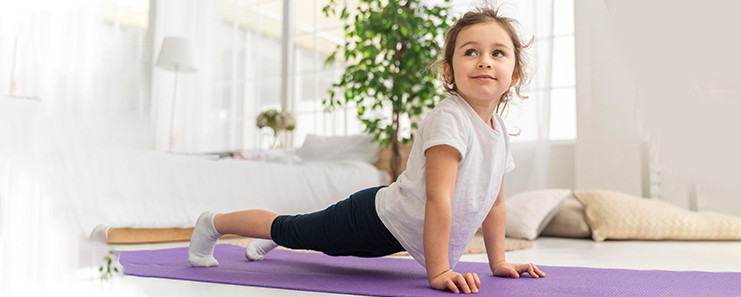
[444,63,453,84]
[510,72,520,87]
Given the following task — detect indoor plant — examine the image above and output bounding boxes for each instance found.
[323,0,455,180]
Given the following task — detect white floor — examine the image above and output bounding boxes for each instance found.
[81,237,741,297]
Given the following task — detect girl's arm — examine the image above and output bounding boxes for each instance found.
[424,145,480,294]
[481,181,508,267]
[482,181,546,278]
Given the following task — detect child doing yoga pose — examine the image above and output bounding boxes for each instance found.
[189,7,545,294]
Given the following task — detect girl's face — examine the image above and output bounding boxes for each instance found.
[445,21,518,107]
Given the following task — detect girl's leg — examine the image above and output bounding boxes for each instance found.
[213,210,280,261]
[189,186,400,267]
[270,186,403,257]
[188,209,279,267]
[213,209,278,238]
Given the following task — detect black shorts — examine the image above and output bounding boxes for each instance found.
[270,186,404,257]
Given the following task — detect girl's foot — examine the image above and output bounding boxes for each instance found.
[188,211,222,267]
[245,239,278,261]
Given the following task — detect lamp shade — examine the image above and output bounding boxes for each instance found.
[156,37,197,72]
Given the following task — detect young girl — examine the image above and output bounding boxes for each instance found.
[188,7,545,294]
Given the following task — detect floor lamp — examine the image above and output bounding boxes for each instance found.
[156,37,196,151]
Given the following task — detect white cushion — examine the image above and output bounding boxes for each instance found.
[296,134,380,164]
[505,189,572,240]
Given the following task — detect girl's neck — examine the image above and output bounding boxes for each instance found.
[457,93,499,130]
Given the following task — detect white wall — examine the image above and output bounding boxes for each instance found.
[504,141,575,198]
[573,0,642,197]
[573,0,741,216]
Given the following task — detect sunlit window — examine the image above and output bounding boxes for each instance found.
[216,0,284,150]
[291,0,363,146]
[210,0,576,150]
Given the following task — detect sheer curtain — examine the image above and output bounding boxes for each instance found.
[0,1,152,145]
[0,1,151,293]
[1,3,149,114]
[151,0,288,153]
[507,0,555,190]
[151,0,214,152]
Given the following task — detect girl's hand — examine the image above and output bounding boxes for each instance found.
[492,262,546,278]
[429,270,481,294]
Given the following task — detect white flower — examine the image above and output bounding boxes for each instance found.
[277,112,296,130]
[256,113,269,128]
[256,109,296,132]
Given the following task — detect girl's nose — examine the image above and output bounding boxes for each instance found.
[477,63,492,69]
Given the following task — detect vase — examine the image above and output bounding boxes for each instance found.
[271,129,281,149]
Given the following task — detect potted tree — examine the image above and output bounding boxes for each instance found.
[323,0,455,181]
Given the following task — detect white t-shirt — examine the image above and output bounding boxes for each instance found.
[375,93,515,269]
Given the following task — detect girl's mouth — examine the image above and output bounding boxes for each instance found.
[473,75,496,80]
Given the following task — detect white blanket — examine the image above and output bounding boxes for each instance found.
[46,149,386,236]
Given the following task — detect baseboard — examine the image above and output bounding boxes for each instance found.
[105,227,241,244]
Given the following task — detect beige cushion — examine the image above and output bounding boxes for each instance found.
[540,197,592,238]
[505,189,572,240]
[574,190,741,242]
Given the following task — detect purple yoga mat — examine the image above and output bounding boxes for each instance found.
[119,244,741,297]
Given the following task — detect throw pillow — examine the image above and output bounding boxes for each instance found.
[505,189,572,240]
[574,189,741,241]
[540,197,591,238]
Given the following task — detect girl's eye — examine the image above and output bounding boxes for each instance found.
[492,50,504,57]
[464,49,477,56]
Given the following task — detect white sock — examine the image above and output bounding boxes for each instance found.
[89,224,111,242]
[245,239,278,261]
[188,211,222,267]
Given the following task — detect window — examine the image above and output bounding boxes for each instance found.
[206,0,576,151]
[211,0,360,151]
[214,0,284,151]
[290,0,363,146]
[548,0,576,141]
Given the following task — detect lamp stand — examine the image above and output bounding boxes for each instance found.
[169,66,180,151]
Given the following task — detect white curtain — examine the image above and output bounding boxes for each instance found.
[151,0,218,153]
[488,0,555,190]
[521,0,554,190]
[0,1,153,145]
[0,1,151,293]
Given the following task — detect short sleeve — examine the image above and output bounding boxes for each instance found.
[498,116,515,174]
[504,149,515,174]
[419,109,470,160]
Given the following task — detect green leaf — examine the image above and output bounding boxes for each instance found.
[321,0,453,160]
